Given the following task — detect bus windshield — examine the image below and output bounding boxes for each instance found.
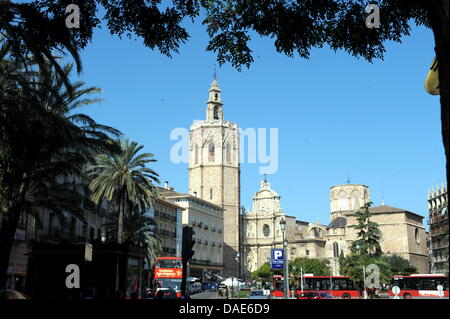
[156,258,182,269]
[156,278,182,290]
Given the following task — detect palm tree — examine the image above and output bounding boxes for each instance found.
[87,138,160,244]
[0,53,120,288]
[103,207,162,265]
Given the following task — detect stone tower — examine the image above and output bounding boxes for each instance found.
[189,76,241,276]
[329,184,370,221]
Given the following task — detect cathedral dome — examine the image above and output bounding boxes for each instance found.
[328,216,347,228]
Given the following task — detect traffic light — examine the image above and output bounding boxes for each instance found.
[182,226,195,261]
[181,226,195,296]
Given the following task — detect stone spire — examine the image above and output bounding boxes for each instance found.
[206,75,223,120]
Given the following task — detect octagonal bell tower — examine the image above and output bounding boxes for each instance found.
[329,184,370,221]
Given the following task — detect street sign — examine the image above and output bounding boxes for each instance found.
[271,248,284,269]
[391,285,400,299]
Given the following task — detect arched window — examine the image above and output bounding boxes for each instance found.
[194,144,199,164]
[339,191,347,210]
[208,142,215,162]
[213,106,219,120]
[226,143,231,163]
[351,192,361,210]
[291,248,297,259]
[333,242,339,258]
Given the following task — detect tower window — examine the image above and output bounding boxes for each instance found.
[215,93,218,101]
[213,106,219,120]
[210,188,213,200]
[208,142,215,162]
[226,143,231,163]
[194,144,199,164]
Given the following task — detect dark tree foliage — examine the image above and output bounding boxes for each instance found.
[203,0,449,191]
[382,255,417,275]
[350,202,383,258]
[2,0,446,187]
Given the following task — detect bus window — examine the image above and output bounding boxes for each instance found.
[422,279,436,290]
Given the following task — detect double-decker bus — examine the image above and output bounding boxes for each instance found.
[388,274,448,299]
[272,275,359,299]
[154,257,183,298]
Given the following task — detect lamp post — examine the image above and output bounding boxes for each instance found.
[279,218,288,299]
[235,252,240,299]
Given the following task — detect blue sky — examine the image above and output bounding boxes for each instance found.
[74,18,445,227]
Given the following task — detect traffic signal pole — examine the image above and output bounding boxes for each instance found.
[181,226,195,297]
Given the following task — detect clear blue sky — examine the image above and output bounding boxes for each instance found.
[74,18,445,227]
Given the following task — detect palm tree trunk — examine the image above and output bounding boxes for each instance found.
[0,206,21,289]
[118,192,125,244]
[429,0,450,190]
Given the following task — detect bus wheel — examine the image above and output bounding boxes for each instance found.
[403,293,412,299]
[342,294,351,299]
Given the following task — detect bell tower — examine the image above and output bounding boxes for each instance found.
[189,76,241,277]
[206,75,224,121]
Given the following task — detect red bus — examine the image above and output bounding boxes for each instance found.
[272,275,360,299]
[388,274,448,299]
[271,275,294,298]
[154,257,183,298]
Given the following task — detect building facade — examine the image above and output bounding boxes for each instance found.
[242,179,327,278]
[150,196,184,258]
[2,177,109,292]
[188,76,240,276]
[428,183,448,273]
[160,184,225,277]
[242,181,430,277]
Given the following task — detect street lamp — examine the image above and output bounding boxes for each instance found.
[235,252,240,299]
[279,218,289,299]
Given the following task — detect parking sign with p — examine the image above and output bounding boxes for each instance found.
[271,248,284,269]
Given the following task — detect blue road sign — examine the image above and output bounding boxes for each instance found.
[271,248,284,269]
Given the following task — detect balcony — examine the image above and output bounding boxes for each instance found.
[211,227,216,232]
[157,229,173,237]
[211,242,216,247]
[190,259,224,268]
[217,229,222,233]
[36,227,86,243]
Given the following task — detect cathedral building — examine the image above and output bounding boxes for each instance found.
[188,76,241,276]
[242,181,429,277]
[242,178,328,277]
[185,76,429,278]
